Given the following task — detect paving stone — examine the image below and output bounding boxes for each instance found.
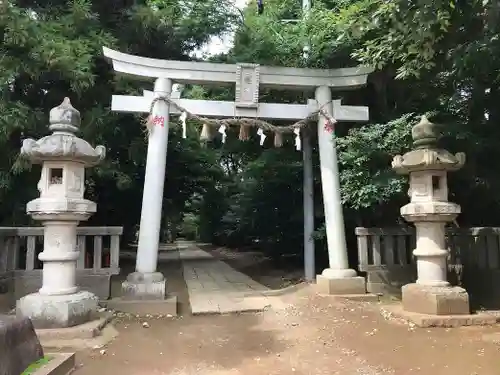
[211,275,230,283]
[185,283,204,293]
[183,269,197,277]
[190,297,220,315]
[202,285,222,293]
[180,245,276,315]
[230,283,252,292]
[224,274,256,283]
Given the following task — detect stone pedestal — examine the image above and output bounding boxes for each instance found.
[16,98,106,328]
[317,275,366,295]
[316,268,366,295]
[121,272,166,300]
[402,284,469,315]
[16,291,98,329]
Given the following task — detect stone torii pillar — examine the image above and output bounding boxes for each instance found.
[121,78,172,300]
[315,87,366,294]
[102,47,372,299]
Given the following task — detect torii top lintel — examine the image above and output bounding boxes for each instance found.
[102,47,372,91]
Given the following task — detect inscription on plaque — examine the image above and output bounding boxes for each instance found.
[235,63,260,109]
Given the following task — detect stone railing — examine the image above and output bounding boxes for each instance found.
[0,227,122,305]
[356,227,500,306]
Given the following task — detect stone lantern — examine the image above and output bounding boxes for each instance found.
[392,115,469,315]
[16,98,106,328]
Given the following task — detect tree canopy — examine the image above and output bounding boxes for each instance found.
[0,0,235,242]
[2,0,500,269]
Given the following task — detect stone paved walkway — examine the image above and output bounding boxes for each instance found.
[178,245,281,315]
[119,241,284,315]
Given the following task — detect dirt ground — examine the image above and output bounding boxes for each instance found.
[62,245,500,374]
[73,286,500,375]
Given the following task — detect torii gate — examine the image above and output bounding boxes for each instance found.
[102,47,372,299]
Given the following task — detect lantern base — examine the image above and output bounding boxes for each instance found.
[16,290,98,329]
[402,283,470,315]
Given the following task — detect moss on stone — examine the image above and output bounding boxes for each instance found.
[22,356,52,375]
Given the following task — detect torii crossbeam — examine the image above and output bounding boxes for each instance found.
[103,46,372,301]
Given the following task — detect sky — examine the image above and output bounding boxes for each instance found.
[196,0,249,57]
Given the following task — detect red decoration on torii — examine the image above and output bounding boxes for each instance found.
[324,120,335,133]
[151,115,165,127]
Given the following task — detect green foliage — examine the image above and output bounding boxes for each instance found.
[338,114,416,209]
[217,148,304,252]
[231,0,308,67]
[0,0,235,235]
[200,0,500,263]
[5,0,500,270]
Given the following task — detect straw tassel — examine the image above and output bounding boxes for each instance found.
[239,124,251,141]
[200,123,213,141]
[144,115,154,134]
[274,131,283,147]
